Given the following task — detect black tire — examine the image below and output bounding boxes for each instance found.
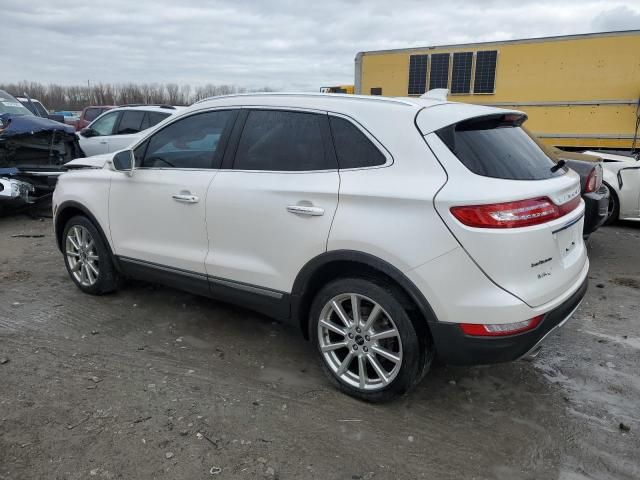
[604,185,619,225]
[309,277,431,402]
[62,215,119,295]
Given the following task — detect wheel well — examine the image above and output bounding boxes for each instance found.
[55,203,113,257]
[295,259,431,342]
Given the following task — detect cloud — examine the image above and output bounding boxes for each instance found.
[591,5,640,31]
[3,0,640,91]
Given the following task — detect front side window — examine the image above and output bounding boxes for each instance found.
[90,111,120,136]
[139,110,234,169]
[234,110,331,171]
[116,111,145,135]
[329,116,386,169]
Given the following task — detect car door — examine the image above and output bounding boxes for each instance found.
[205,108,339,297]
[617,165,640,219]
[80,110,121,156]
[109,109,238,292]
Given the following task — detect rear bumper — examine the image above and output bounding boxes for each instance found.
[582,185,609,236]
[428,276,588,366]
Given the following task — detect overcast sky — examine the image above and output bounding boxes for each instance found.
[3,0,640,91]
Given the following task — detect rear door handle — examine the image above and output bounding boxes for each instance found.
[286,205,324,216]
[172,193,200,204]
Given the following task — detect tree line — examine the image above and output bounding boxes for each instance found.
[0,81,275,111]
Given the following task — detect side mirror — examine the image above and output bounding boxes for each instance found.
[80,127,97,138]
[113,150,135,176]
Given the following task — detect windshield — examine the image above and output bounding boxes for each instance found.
[0,91,33,116]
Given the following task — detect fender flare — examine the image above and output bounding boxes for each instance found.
[54,200,114,259]
[290,249,440,335]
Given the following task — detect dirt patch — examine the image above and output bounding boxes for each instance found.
[612,277,640,289]
[0,270,31,282]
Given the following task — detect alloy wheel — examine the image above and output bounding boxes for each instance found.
[317,293,403,391]
[65,225,100,287]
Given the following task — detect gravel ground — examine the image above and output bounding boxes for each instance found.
[0,214,639,480]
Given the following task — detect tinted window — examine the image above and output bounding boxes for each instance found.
[34,101,48,117]
[141,111,170,130]
[234,110,331,171]
[116,111,145,134]
[140,110,234,169]
[84,108,102,122]
[437,115,566,180]
[329,117,386,169]
[90,111,119,136]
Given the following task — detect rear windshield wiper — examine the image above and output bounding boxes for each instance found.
[550,159,566,173]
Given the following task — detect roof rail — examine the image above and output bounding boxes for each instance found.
[193,92,417,107]
[116,104,176,109]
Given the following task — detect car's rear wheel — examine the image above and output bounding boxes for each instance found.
[63,215,119,295]
[310,277,429,402]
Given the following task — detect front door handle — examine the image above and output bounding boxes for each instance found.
[172,193,200,204]
[286,205,324,216]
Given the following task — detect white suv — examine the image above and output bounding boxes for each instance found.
[53,93,589,401]
[78,105,181,157]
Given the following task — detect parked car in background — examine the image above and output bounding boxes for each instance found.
[75,105,116,131]
[582,150,640,223]
[16,96,65,123]
[530,135,609,237]
[78,105,180,156]
[54,93,588,401]
[1,90,83,208]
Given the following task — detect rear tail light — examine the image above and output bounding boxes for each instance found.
[450,196,580,229]
[584,164,603,193]
[459,315,543,337]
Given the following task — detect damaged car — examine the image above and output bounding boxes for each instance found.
[0,90,83,209]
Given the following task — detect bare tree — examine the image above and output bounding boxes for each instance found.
[0,81,277,111]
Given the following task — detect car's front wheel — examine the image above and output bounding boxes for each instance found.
[310,278,430,402]
[63,215,119,295]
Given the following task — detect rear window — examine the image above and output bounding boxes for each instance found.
[436,115,566,180]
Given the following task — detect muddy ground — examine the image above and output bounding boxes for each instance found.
[0,214,638,480]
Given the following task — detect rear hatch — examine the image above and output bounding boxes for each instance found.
[420,110,587,307]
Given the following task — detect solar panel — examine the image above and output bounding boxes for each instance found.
[474,50,498,94]
[429,53,450,90]
[451,52,473,94]
[407,54,429,95]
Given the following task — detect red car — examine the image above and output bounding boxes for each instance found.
[74,105,116,131]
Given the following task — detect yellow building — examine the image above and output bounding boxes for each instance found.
[355,30,640,150]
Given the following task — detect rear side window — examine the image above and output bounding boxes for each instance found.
[84,108,101,122]
[116,111,145,134]
[329,116,386,169]
[234,110,332,171]
[141,111,170,130]
[436,115,565,180]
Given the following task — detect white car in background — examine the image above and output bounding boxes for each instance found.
[78,105,181,157]
[583,150,640,222]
